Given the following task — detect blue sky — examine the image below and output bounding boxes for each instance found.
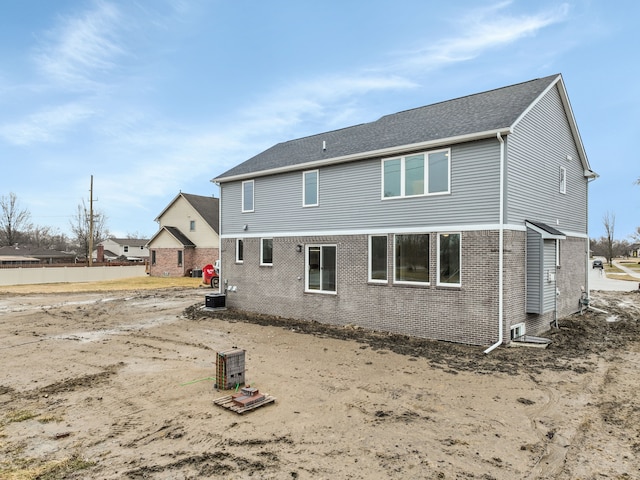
[1,0,638,241]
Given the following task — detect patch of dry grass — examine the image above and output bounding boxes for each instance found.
[0,454,96,480]
[0,276,206,295]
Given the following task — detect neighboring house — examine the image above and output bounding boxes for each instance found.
[213,74,597,348]
[0,255,40,265]
[630,244,640,258]
[0,246,76,264]
[147,192,219,277]
[95,238,149,262]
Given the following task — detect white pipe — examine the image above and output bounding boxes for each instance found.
[484,133,505,354]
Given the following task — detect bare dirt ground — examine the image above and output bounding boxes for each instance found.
[1,286,639,479]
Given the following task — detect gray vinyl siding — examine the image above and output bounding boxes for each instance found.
[542,239,556,313]
[526,229,542,313]
[220,139,501,236]
[526,232,557,314]
[506,85,588,233]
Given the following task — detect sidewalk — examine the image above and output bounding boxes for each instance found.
[613,260,640,279]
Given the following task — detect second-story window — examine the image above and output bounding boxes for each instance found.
[303,170,319,207]
[382,149,450,199]
[559,166,566,194]
[190,220,196,231]
[242,180,254,212]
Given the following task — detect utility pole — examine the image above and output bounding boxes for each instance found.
[89,175,94,266]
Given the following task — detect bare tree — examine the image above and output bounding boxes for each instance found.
[0,192,32,246]
[69,199,109,262]
[603,211,616,266]
[24,225,69,250]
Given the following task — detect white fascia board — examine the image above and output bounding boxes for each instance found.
[221,223,588,239]
[213,128,512,184]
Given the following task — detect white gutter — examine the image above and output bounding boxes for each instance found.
[214,128,512,184]
[484,132,505,354]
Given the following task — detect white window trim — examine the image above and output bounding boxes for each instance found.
[260,238,273,266]
[236,238,244,264]
[437,232,461,287]
[381,148,451,200]
[393,233,430,286]
[559,166,566,194]
[368,234,388,283]
[510,322,526,340]
[190,220,196,231]
[302,170,319,207]
[242,179,255,213]
[304,244,337,294]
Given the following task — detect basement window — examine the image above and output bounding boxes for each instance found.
[510,323,525,341]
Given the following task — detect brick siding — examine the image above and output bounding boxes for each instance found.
[219,230,585,346]
[149,247,218,277]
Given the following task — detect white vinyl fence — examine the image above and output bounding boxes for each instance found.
[0,265,147,286]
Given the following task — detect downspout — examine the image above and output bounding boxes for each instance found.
[484,132,505,354]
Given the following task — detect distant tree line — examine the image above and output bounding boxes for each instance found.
[0,192,110,261]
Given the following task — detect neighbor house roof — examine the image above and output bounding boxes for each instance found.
[154,192,219,234]
[146,226,196,248]
[214,74,594,182]
[107,238,149,248]
[0,246,76,260]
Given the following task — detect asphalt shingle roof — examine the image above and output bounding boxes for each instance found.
[180,193,219,233]
[215,74,560,180]
[164,226,196,247]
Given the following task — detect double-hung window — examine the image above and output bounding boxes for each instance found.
[260,238,273,266]
[394,234,430,284]
[303,170,319,207]
[382,149,450,198]
[306,244,336,293]
[438,233,461,286]
[236,239,244,263]
[242,180,254,212]
[369,235,388,282]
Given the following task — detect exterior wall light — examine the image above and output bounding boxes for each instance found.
[296,244,303,252]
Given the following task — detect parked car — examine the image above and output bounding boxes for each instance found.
[592,259,603,269]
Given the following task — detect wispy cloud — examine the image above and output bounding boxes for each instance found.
[33,1,125,90]
[396,2,570,71]
[0,103,95,145]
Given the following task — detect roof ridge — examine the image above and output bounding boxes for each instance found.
[377,74,560,120]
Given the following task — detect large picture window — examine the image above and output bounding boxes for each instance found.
[369,235,388,282]
[242,180,254,212]
[394,234,430,284]
[260,238,272,266]
[438,233,460,286]
[382,149,450,198]
[303,170,319,207]
[306,245,336,293]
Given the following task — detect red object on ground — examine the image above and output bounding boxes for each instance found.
[202,264,218,285]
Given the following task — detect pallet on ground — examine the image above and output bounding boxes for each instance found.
[213,393,276,414]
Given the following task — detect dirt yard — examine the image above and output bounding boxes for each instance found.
[1,285,639,479]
